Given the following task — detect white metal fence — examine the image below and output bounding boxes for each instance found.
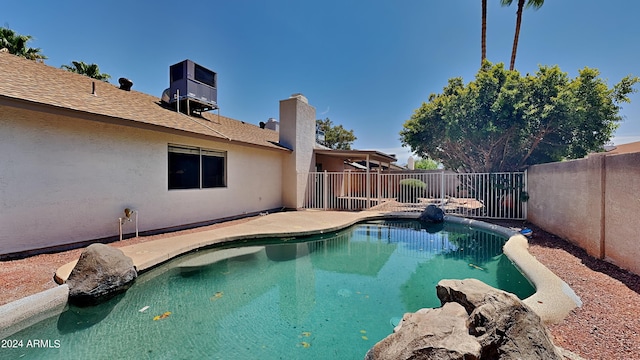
[302,170,527,220]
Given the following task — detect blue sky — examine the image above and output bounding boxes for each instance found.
[3,0,639,164]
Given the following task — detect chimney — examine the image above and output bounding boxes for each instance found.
[279,93,316,208]
[265,118,279,132]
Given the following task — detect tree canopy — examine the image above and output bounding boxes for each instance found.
[0,27,46,61]
[413,157,440,170]
[316,118,357,150]
[400,61,638,173]
[61,61,111,81]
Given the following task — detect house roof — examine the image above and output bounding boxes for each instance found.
[0,53,285,151]
[606,141,640,155]
[314,149,397,165]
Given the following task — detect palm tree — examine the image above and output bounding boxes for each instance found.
[501,0,544,70]
[481,0,487,65]
[61,61,111,82]
[0,27,47,61]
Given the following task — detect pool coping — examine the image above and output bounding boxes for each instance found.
[0,210,581,339]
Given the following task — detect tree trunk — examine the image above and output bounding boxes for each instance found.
[481,0,487,65]
[509,0,525,70]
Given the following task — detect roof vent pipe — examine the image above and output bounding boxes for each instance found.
[92,81,96,96]
[118,77,133,91]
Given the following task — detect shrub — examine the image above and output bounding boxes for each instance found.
[399,179,427,203]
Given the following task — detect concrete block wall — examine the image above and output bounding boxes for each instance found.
[602,153,640,273]
[528,153,640,274]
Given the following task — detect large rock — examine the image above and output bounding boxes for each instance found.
[366,279,563,360]
[418,204,444,223]
[365,302,482,360]
[439,279,562,359]
[66,243,137,306]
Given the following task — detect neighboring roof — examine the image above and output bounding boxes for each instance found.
[605,141,640,155]
[0,53,284,151]
[314,149,397,164]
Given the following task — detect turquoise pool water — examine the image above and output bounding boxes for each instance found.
[1,220,534,360]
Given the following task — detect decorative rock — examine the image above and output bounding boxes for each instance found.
[66,243,137,306]
[418,204,444,223]
[436,278,499,314]
[366,279,563,360]
[365,302,482,360]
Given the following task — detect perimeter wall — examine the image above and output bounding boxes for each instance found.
[527,152,640,274]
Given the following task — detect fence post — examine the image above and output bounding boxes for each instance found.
[523,169,528,220]
[440,171,445,209]
[377,169,382,206]
[323,170,328,210]
[347,170,352,211]
[366,166,371,210]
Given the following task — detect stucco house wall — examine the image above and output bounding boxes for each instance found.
[0,106,284,256]
[315,153,345,171]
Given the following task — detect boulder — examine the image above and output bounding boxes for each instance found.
[418,204,444,223]
[66,243,137,306]
[365,302,482,360]
[366,279,563,360]
[439,279,562,359]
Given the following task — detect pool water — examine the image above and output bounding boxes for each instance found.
[2,220,534,360]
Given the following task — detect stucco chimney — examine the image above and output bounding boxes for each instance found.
[279,93,316,209]
[265,118,279,132]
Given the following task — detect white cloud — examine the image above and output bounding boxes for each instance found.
[319,106,330,116]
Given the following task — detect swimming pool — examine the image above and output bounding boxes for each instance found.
[1,220,534,360]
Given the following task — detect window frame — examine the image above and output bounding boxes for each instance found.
[168,144,227,190]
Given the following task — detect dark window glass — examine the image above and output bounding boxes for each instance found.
[168,146,199,189]
[170,63,184,83]
[168,145,226,190]
[202,153,225,188]
[194,64,216,87]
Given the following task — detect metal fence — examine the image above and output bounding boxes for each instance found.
[302,170,527,220]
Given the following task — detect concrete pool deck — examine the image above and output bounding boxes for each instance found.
[0,210,581,339]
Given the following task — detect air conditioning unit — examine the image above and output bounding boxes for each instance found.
[166,59,218,115]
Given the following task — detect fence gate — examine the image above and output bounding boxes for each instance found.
[302,170,527,220]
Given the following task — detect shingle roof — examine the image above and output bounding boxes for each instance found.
[0,53,284,151]
[605,141,640,155]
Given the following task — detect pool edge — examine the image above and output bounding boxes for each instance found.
[1,210,581,339]
[444,215,582,325]
[0,284,69,340]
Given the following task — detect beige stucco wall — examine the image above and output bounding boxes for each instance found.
[0,106,284,255]
[527,156,604,258]
[528,153,640,274]
[601,153,640,273]
[315,153,345,171]
[279,95,316,208]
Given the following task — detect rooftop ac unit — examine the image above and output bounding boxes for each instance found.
[166,59,218,115]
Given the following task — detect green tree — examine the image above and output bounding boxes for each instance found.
[399,61,638,172]
[0,27,46,61]
[501,0,544,70]
[316,118,357,150]
[414,157,439,170]
[61,61,111,81]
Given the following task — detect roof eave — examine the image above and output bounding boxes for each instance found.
[0,95,290,153]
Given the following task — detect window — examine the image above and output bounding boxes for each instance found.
[168,145,226,190]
